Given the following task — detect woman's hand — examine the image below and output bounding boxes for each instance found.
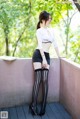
[42,59,48,68]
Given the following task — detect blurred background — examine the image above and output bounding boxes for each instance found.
[0,0,80,64]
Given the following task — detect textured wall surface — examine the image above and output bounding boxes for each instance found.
[60,58,80,119]
[0,58,60,108]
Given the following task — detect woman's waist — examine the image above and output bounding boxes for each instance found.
[35,49,50,56]
[36,42,52,53]
[36,47,49,53]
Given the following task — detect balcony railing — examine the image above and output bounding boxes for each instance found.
[0,57,80,119]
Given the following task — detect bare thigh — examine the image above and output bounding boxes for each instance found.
[33,62,50,70]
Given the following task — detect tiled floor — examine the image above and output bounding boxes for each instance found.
[0,102,72,119]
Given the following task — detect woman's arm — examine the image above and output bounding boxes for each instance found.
[52,29,60,57]
[54,47,60,57]
[52,38,60,57]
[36,30,48,68]
[36,30,46,61]
[39,49,46,60]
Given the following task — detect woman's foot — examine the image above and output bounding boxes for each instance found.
[39,110,45,116]
[39,112,45,116]
[29,105,38,115]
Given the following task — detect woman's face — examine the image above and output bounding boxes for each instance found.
[41,15,52,27]
[46,16,52,26]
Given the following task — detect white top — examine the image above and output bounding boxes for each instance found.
[36,27,58,49]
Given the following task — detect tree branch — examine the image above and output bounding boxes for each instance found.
[12,1,32,56]
[73,0,80,12]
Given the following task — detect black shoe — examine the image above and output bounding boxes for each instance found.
[29,105,38,115]
[39,110,45,116]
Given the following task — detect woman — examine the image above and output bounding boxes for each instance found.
[29,11,60,116]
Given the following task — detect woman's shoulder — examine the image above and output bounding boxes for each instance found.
[36,28,43,34]
[48,27,55,34]
[36,27,43,31]
[48,27,54,31]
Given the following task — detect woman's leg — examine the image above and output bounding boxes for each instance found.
[30,62,42,115]
[31,68,42,106]
[40,67,49,116]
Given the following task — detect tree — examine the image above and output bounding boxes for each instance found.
[0,0,80,64]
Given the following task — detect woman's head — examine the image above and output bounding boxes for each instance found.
[37,11,52,29]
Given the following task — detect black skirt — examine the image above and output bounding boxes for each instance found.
[32,49,50,65]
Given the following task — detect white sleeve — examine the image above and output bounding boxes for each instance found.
[52,29,58,48]
[36,30,43,49]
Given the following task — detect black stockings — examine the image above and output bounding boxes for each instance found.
[32,68,42,107]
[31,68,49,115]
[40,68,49,114]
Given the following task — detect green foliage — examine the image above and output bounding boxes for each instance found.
[68,29,80,64]
[0,0,80,64]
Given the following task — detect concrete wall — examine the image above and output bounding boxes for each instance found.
[0,58,60,108]
[60,58,80,119]
[0,57,80,118]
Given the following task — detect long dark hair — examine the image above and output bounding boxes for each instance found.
[37,11,51,29]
